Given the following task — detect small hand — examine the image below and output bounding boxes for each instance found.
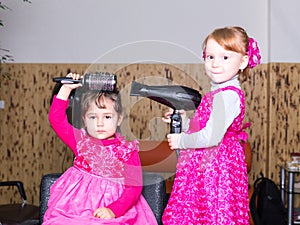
[162,108,187,125]
[56,73,83,100]
[167,133,180,150]
[93,207,116,220]
[162,108,174,124]
[63,73,83,90]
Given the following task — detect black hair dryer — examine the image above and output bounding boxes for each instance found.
[130,81,202,156]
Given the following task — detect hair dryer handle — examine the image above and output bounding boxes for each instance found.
[170,110,182,134]
[170,110,181,157]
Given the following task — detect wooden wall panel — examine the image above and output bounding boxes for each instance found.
[0,62,298,205]
[268,63,300,181]
[0,64,88,204]
[242,64,269,183]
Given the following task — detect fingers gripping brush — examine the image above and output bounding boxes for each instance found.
[130,81,202,156]
[53,72,117,91]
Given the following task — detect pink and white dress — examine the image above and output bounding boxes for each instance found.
[162,86,250,225]
[43,96,157,225]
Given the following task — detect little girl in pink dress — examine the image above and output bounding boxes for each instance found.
[162,26,261,224]
[43,73,157,225]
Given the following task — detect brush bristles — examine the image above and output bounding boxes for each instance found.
[84,73,117,91]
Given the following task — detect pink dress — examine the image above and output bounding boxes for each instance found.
[162,86,250,225]
[43,97,157,225]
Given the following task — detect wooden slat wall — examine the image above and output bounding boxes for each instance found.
[268,63,300,179]
[244,64,269,183]
[0,63,299,206]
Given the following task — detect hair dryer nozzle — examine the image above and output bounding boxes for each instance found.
[130,81,201,110]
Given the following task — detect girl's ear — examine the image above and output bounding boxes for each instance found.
[117,113,124,126]
[82,116,87,128]
[240,55,249,70]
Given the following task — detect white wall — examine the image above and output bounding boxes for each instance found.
[270,0,300,62]
[1,0,298,63]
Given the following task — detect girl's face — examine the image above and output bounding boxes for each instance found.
[82,98,123,140]
[204,38,249,84]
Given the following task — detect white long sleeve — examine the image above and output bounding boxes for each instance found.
[177,76,241,149]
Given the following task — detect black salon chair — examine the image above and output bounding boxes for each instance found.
[0,181,39,225]
[39,172,167,225]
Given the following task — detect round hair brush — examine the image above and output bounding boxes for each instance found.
[53,72,117,91]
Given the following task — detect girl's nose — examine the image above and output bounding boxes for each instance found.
[212,58,220,67]
[97,118,104,126]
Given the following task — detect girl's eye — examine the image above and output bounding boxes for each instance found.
[105,115,112,119]
[223,56,229,60]
[89,115,96,120]
[206,55,214,60]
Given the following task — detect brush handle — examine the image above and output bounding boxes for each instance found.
[53,77,81,84]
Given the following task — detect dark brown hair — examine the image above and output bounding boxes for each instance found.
[80,90,122,124]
